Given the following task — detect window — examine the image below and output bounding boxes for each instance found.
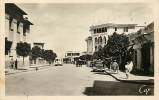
[95,37,98,43]
[9,17,13,31]
[95,46,98,51]
[76,53,80,56]
[99,37,102,44]
[97,28,99,33]
[102,28,105,33]
[99,28,102,33]
[115,27,117,31]
[104,36,106,44]
[124,27,128,32]
[67,53,71,56]
[94,29,97,33]
[104,27,107,32]
[17,21,20,34]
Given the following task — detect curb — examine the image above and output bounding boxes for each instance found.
[5,65,51,75]
[104,71,154,85]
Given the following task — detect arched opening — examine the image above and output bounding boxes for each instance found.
[98,36,102,44]
[95,37,98,44]
[95,46,98,51]
[104,36,106,44]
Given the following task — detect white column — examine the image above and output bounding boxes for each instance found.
[92,36,95,53]
[13,19,18,60]
[19,22,23,42]
[5,14,9,38]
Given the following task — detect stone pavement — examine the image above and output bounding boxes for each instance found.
[105,69,154,85]
[5,64,51,75]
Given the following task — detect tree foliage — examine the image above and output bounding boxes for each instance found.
[92,46,104,60]
[79,54,93,61]
[16,42,31,64]
[43,50,57,63]
[31,46,42,60]
[92,32,130,70]
[103,32,129,58]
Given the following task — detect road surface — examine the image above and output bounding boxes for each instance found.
[5,64,153,96]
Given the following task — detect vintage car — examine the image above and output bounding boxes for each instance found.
[92,60,105,72]
[54,58,63,66]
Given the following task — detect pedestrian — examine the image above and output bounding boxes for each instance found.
[125,61,133,79]
[110,60,119,73]
[15,59,18,69]
[35,67,38,71]
[10,58,14,69]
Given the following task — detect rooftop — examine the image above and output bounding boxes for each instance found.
[5,3,27,15]
[33,42,45,45]
[23,18,34,25]
[5,3,33,25]
[90,23,138,30]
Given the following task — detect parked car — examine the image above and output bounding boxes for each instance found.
[92,60,105,72]
[54,58,63,66]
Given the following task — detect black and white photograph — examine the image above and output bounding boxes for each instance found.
[4,2,155,96]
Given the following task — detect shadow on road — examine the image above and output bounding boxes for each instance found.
[83,80,154,96]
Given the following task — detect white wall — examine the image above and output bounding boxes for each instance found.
[90,26,140,53]
[5,14,31,68]
[86,39,93,54]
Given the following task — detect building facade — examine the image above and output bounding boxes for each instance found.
[85,36,93,55]
[5,3,33,68]
[33,42,45,49]
[129,22,154,75]
[86,23,142,54]
[64,51,86,63]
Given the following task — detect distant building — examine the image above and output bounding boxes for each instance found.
[86,23,142,54]
[33,42,45,49]
[64,51,85,63]
[5,3,33,68]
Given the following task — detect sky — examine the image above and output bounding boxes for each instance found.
[17,3,154,57]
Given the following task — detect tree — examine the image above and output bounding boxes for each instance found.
[93,32,130,70]
[16,42,31,64]
[30,46,42,64]
[79,54,93,61]
[40,49,45,59]
[43,50,57,64]
[92,45,104,60]
[103,32,130,70]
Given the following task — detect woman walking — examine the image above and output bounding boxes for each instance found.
[125,61,133,79]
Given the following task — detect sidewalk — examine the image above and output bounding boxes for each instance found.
[5,64,51,75]
[105,69,154,85]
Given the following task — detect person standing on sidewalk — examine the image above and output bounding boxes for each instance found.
[15,59,18,70]
[10,58,14,69]
[110,60,119,73]
[125,61,133,79]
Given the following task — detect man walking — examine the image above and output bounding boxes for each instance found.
[110,60,119,73]
[15,59,18,70]
[10,58,14,69]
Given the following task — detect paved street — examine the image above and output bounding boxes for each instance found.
[5,64,153,96]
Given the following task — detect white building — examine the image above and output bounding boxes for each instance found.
[5,3,33,68]
[33,42,45,49]
[64,51,86,63]
[86,23,142,54]
[85,36,93,55]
